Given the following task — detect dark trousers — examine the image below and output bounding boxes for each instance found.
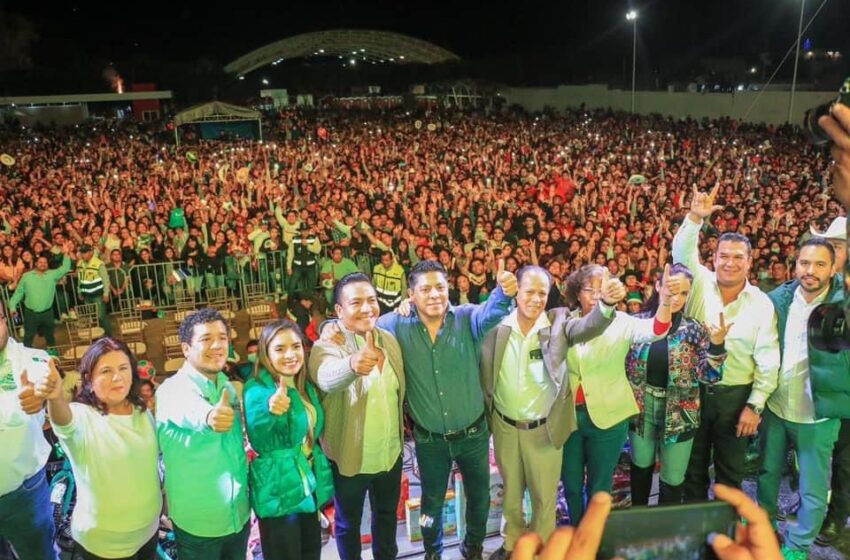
[331,456,402,560]
[826,418,850,526]
[74,533,157,560]
[289,265,317,294]
[683,384,752,501]
[173,522,249,560]
[23,308,55,347]
[258,512,321,560]
[560,406,629,525]
[413,421,491,555]
[0,468,58,560]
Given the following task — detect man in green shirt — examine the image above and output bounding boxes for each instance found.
[9,243,73,347]
[319,246,358,305]
[155,308,250,560]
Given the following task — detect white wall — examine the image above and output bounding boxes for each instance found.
[497,84,838,125]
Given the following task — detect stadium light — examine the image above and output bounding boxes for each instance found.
[626,11,638,112]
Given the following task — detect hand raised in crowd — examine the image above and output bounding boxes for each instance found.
[688,183,724,223]
[349,331,383,376]
[496,258,518,297]
[34,359,63,402]
[268,377,291,416]
[600,269,626,306]
[17,371,45,415]
[706,312,734,346]
[819,102,850,209]
[709,484,783,560]
[207,390,235,433]
[659,263,683,303]
[512,492,612,560]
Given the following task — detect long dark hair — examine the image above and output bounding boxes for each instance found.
[642,263,694,314]
[74,337,146,414]
[255,319,310,401]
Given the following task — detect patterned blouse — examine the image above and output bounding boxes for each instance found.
[626,312,726,444]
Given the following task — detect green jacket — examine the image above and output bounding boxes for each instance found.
[244,369,334,518]
[768,276,850,419]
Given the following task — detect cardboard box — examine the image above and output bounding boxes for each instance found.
[405,490,457,542]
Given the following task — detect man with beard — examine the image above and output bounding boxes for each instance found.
[757,238,850,559]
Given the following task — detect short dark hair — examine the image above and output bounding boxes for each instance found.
[246,339,259,350]
[516,265,552,291]
[74,337,146,414]
[799,236,836,263]
[333,272,373,306]
[717,232,752,255]
[179,308,228,345]
[565,264,605,308]
[408,260,448,290]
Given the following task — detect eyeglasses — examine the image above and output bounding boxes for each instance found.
[580,287,602,296]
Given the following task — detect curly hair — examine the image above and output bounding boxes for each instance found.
[74,337,146,414]
[178,308,228,345]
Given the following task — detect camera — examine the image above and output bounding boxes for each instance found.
[802,77,850,146]
[807,77,850,353]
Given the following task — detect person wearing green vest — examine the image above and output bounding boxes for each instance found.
[372,251,407,315]
[9,242,73,347]
[757,238,850,560]
[244,319,333,560]
[155,309,250,560]
[77,245,112,336]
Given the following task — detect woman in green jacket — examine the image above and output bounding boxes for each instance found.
[244,319,334,560]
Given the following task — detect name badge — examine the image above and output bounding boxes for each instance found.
[529,349,543,361]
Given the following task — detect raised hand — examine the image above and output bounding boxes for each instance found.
[349,331,384,376]
[18,371,45,415]
[688,183,724,221]
[600,268,626,305]
[207,390,235,433]
[35,360,63,401]
[706,312,734,345]
[496,258,518,297]
[268,377,291,416]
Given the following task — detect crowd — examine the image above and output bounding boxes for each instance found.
[0,99,849,560]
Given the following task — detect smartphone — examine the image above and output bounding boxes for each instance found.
[598,501,737,560]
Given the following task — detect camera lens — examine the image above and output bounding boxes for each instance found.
[803,103,834,146]
[808,302,850,353]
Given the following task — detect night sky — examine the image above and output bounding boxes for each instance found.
[4,0,850,92]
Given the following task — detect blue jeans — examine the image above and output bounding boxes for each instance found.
[630,392,695,486]
[0,468,58,560]
[173,522,250,560]
[561,406,628,525]
[757,409,840,551]
[413,421,491,555]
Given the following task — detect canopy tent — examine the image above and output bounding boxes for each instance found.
[172,101,262,145]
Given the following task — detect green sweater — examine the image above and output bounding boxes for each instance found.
[768,276,850,420]
[244,369,333,518]
[9,256,71,312]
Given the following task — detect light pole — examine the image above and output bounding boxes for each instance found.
[788,0,806,123]
[626,10,638,113]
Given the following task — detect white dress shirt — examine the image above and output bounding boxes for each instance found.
[767,286,829,424]
[0,339,53,496]
[672,217,781,409]
[494,310,555,421]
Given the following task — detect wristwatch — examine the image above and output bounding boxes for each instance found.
[746,403,763,415]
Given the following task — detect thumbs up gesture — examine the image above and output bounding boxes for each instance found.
[207,389,235,433]
[349,331,384,376]
[659,263,683,303]
[496,258,518,297]
[35,359,63,401]
[268,378,291,416]
[18,370,45,415]
[600,268,626,305]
